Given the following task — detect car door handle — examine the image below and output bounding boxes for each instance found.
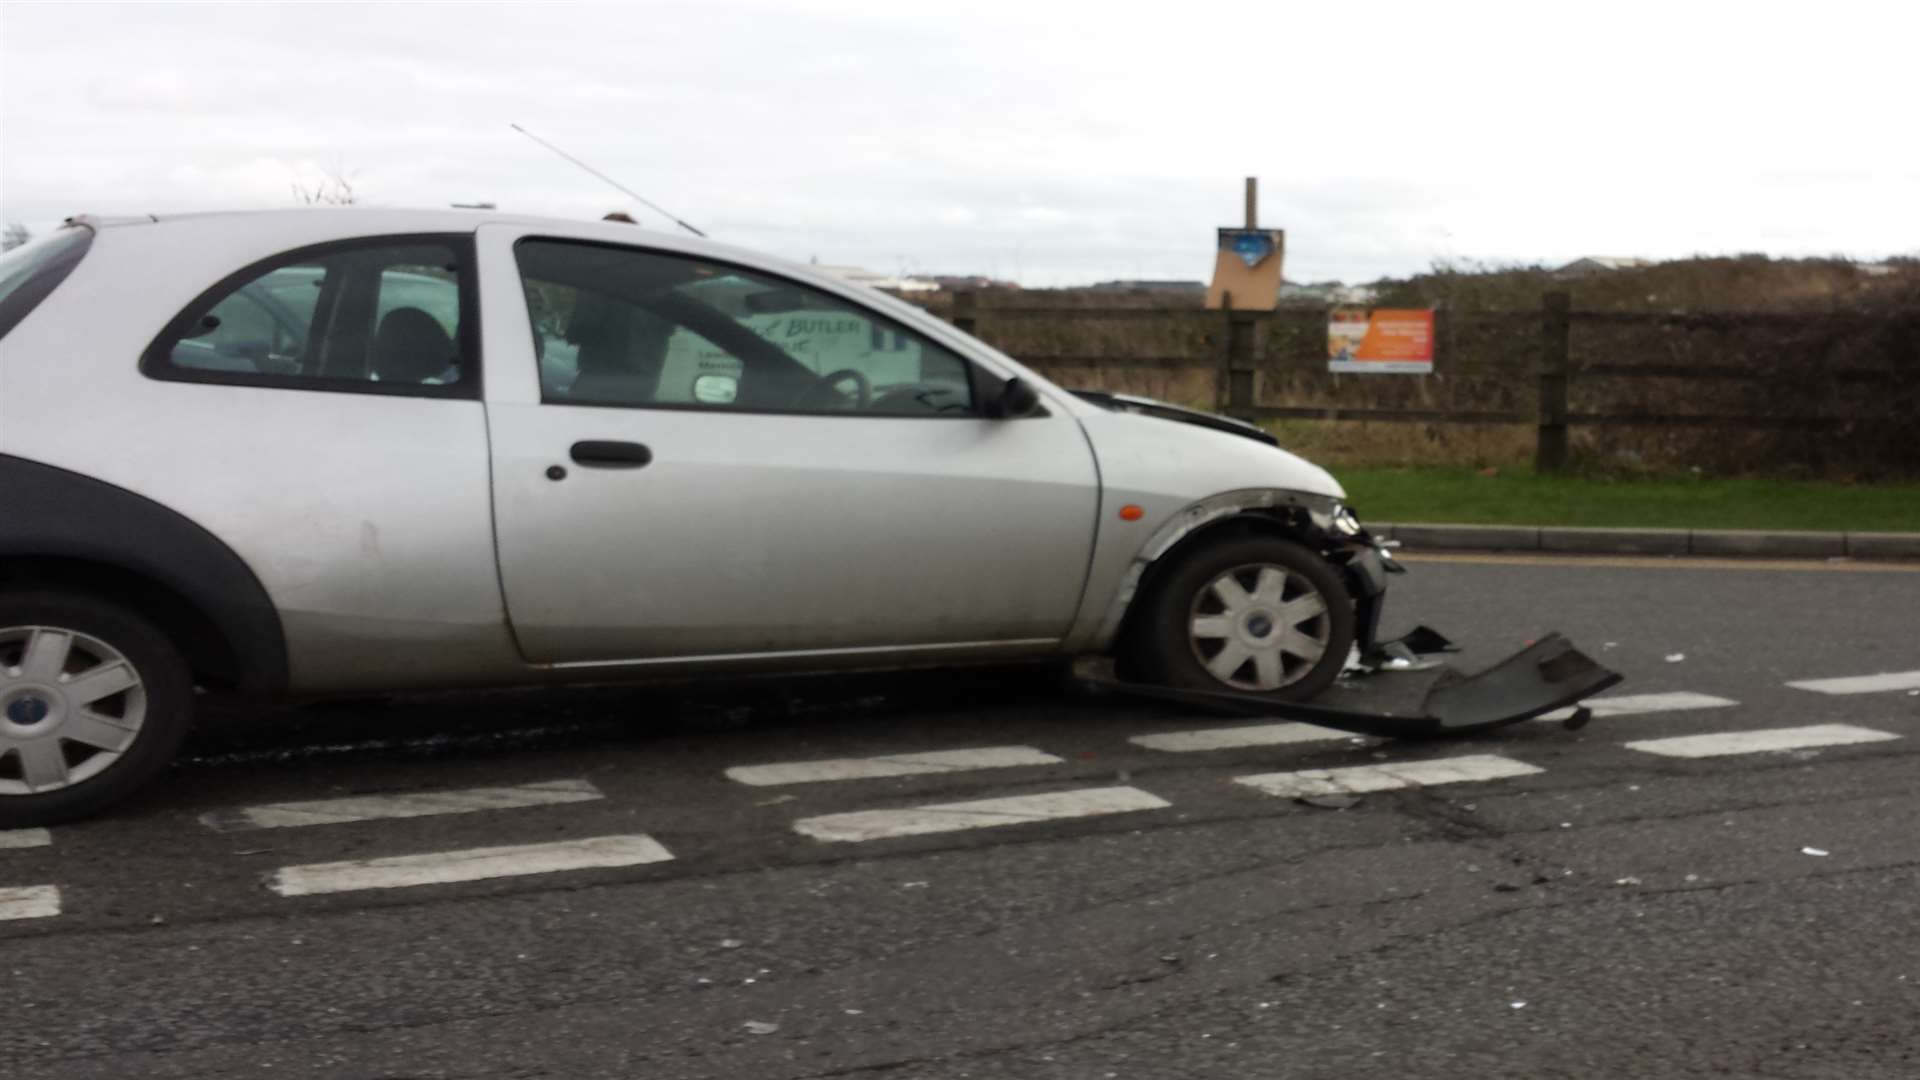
[569,440,653,468]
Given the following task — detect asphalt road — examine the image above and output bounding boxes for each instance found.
[5,553,1920,1079]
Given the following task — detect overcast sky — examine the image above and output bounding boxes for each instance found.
[2,1,1914,285]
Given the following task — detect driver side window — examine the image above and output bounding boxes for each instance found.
[514,239,974,416]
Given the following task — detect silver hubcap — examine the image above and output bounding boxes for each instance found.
[0,626,146,795]
[1187,564,1332,691]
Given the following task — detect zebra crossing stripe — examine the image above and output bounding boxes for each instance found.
[726,746,1061,787]
[270,834,675,897]
[0,884,60,921]
[1625,724,1899,759]
[203,779,604,831]
[1129,723,1349,752]
[1236,754,1543,799]
[1536,691,1738,722]
[0,828,52,850]
[793,786,1170,843]
[1785,671,1920,696]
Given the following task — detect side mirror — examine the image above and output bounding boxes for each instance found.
[989,377,1042,419]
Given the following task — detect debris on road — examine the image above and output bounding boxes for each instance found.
[719,938,745,949]
[744,1020,780,1036]
[1665,653,1686,663]
[1802,847,1831,857]
[1614,876,1642,886]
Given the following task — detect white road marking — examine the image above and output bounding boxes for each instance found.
[1625,723,1900,759]
[1786,670,1920,696]
[725,746,1062,787]
[1537,691,1740,722]
[1129,722,1351,753]
[0,827,52,849]
[0,884,60,921]
[203,779,604,831]
[793,786,1170,843]
[1236,754,1543,799]
[269,834,674,897]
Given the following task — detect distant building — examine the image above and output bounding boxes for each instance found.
[810,262,939,292]
[1279,281,1379,305]
[926,274,1021,291]
[1556,256,1655,278]
[1090,279,1206,296]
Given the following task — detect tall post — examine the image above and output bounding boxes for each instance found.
[1215,293,1235,412]
[1536,291,1571,472]
[1244,176,1258,228]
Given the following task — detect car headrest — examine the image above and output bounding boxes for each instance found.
[372,308,457,385]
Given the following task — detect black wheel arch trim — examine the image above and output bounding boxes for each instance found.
[0,454,289,694]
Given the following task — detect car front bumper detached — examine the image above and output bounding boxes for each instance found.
[1087,632,1622,739]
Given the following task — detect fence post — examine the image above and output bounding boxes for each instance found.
[1214,294,1235,412]
[951,290,977,336]
[1536,291,1571,472]
[1225,308,1260,418]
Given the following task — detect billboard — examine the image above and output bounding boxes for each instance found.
[1328,309,1435,374]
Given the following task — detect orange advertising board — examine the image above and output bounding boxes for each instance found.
[1328,308,1434,374]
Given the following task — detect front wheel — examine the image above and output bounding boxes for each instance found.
[1128,535,1356,702]
[0,592,195,827]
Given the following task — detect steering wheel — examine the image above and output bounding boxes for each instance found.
[791,367,871,411]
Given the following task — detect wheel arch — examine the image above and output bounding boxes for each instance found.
[0,455,288,695]
[1096,488,1348,657]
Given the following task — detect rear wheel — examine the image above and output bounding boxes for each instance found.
[0,592,194,827]
[1129,535,1356,702]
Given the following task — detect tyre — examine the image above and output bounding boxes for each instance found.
[0,591,195,826]
[1129,534,1356,702]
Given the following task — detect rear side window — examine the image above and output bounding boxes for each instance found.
[142,235,478,398]
[0,227,93,341]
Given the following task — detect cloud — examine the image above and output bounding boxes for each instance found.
[2,0,1915,285]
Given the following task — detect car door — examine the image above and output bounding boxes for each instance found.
[477,227,1102,665]
[18,227,517,693]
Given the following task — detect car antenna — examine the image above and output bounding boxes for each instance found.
[508,122,708,238]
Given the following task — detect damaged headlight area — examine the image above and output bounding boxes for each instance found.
[1331,504,1363,537]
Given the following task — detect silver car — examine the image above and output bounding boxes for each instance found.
[0,209,1395,824]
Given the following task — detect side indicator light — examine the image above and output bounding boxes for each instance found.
[1119,504,1145,521]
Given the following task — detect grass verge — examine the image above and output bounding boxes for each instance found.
[1336,467,1920,533]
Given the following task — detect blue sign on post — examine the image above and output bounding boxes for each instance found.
[1223,229,1276,268]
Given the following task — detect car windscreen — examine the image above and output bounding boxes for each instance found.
[0,227,93,342]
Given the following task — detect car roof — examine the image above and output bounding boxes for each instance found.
[61,206,793,263]
[59,206,844,300]
[67,206,678,237]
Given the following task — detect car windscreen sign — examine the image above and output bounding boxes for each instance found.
[1328,308,1434,374]
[655,312,923,403]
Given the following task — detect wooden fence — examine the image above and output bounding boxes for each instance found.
[942,290,1916,474]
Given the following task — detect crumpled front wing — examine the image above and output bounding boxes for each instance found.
[1085,633,1622,739]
